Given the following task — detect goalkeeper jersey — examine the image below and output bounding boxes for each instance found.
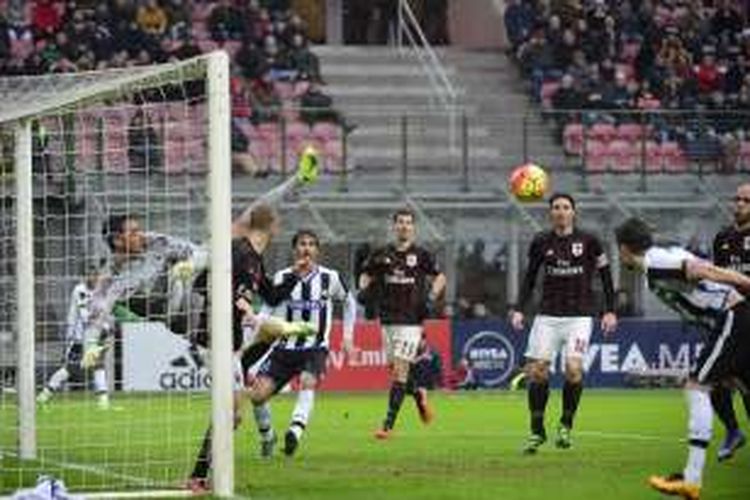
[87,232,207,335]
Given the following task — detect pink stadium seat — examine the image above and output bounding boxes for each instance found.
[563,123,584,155]
[608,140,638,173]
[285,121,311,146]
[198,39,218,53]
[323,139,343,172]
[185,138,206,172]
[102,109,134,173]
[540,81,560,109]
[75,111,99,171]
[589,123,616,143]
[221,41,242,59]
[163,136,187,173]
[644,141,663,172]
[661,142,688,173]
[312,122,341,144]
[616,123,647,143]
[584,141,608,173]
[274,81,296,101]
[191,3,213,22]
[293,81,311,98]
[737,141,750,171]
[257,122,280,140]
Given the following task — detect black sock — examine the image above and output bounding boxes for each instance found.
[383,381,407,430]
[711,385,738,433]
[561,381,583,429]
[528,381,549,437]
[190,425,212,480]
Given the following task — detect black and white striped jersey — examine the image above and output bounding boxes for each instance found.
[264,265,355,350]
[644,246,740,331]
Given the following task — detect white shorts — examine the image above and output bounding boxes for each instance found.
[382,325,422,362]
[525,315,593,362]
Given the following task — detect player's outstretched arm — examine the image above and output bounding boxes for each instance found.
[234,147,320,228]
[686,258,750,292]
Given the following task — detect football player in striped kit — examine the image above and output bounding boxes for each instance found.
[37,261,113,409]
[709,182,750,462]
[616,217,750,500]
[247,229,357,457]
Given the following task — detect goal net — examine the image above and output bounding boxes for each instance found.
[0,52,234,498]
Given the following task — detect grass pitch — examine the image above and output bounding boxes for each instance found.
[2,389,749,499]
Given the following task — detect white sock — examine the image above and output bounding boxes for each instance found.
[253,403,273,440]
[684,388,712,485]
[93,368,108,394]
[290,389,315,438]
[47,367,70,392]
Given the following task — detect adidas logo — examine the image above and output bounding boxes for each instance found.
[170,356,190,368]
[160,345,210,390]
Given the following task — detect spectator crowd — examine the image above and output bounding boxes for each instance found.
[0,0,347,176]
[506,0,750,172]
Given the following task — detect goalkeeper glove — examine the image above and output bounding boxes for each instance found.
[171,259,195,282]
[296,145,320,185]
[81,343,107,370]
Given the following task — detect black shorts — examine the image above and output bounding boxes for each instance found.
[259,348,328,391]
[63,342,83,367]
[691,302,750,387]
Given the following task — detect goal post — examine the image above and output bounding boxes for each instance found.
[0,51,233,497]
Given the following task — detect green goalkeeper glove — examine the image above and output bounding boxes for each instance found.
[81,343,107,370]
[296,145,320,185]
[170,259,195,282]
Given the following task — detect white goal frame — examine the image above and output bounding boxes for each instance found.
[7,51,235,498]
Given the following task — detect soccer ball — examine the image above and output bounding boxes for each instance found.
[508,163,549,202]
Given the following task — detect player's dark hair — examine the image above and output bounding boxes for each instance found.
[548,192,576,210]
[615,217,654,254]
[292,229,319,248]
[392,208,415,222]
[102,214,132,250]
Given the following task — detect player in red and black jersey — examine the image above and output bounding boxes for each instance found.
[188,203,314,490]
[710,182,750,462]
[510,193,617,453]
[358,208,447,439]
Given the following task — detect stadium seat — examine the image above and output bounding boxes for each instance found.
[644,141,663,172]
[312,121,340,141]
[102,109,134,173]
[198,39,219,53]
[589,123,616,143]
[221,41,242,59]
[285,121,311,149]
[563,123,584,155]
[584,141,608,173]
[661,142,688,173]
[75,111,100,171]
[616,123,648,143]
[608,140,638,173]
[163,136,187,174]
[323,139,344,172]
[274,81,297,101]
[540,81,560,109]
[739,141,750,171]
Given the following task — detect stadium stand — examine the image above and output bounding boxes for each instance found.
[507,0,750,174]
[0,0,346,174]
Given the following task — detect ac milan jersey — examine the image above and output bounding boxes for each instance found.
[518,229,610,316]
[363,244,440,325]
[713,225,750,275]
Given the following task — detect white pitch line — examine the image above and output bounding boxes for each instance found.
[2,450,155,488]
